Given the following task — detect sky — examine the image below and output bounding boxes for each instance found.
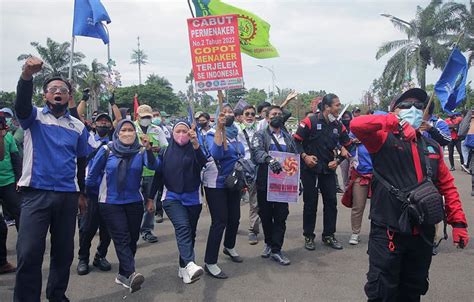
[1,0,473,104]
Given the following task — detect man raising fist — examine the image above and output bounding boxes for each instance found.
[14,56,89,302]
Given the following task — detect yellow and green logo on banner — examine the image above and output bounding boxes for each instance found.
[192,0,279,59]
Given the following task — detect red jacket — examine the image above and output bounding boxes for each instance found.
[350,114,467,229]
[445,116,463,140]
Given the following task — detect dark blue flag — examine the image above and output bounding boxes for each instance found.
[434,48,468,113]
[187,103,194,126]
[72,0,111,44]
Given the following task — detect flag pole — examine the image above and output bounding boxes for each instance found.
[68,36,75,80]
[187,0,195,18]
[217,90,228,150]
[105,24,112,117]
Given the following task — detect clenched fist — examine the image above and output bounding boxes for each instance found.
[22,56,43,80]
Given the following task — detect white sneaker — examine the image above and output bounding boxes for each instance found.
[178,262,203,284]
[349,234,360,245]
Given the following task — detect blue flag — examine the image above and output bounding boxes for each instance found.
[187,103,194,126]
[72,0,111,44]
[434,48,468,113]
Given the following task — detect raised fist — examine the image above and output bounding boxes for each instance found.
[22,56,43,80]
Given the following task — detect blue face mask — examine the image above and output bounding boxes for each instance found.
[152,118,161,126]
[398,106,423,129]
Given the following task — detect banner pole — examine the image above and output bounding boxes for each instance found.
[68,36,75,80]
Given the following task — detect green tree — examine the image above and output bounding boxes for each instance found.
[0,91,16,109]
[370,77,399,111]
[377,0,466,90]
[246,88,267,106]
[82,59,108,112]
[225,88,247,105]
[130,37,148,85]
[17,38,88,93]
[146,74,172,89]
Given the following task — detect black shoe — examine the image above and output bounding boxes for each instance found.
[93,254,111,271]
[48,295,70,302]
[261,244,271,258]
[322,235,343,250]
[449,166,455,171]
[77,259,89,276]
[142,232,158,243]
[432,245,439,256]
[223,248,243,263]
[336,187,344,194]
[204,265,228,279]
[155,213,164,223]
[271,252,291,266]
[304,236,315,251]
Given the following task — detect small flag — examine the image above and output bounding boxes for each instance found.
[192,0,279,59]
[187,103,195,126]
[434,48,468,113]
[133,94,139,120]
[72,0,111,44]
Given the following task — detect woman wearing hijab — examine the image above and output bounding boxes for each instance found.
[202,104,245,279]
[150,120,208,283]
[86,120,157,293]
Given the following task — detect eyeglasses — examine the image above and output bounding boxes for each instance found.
[47,86,69,94]
[396,101,425,110]
[244,112,256,117]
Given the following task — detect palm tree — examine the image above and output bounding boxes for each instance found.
[145,73,172,89]
[82,59,108,112]
[130,36,148,85]
[376,0,466,90]
[17,37,88,93]
[457,0,473,67]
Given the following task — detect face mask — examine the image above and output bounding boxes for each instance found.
[398,106,423,129]
[198,122,208,129]
[152,118,161,126]
[96,126,111,137]
[139,118,151,127]
[269,116,284,128]
[126,115,132,120]
[342,119,351,128]
[225,115,235,127]
[243,121,255,129]
[173,132,190,146]
[46,101,68,115]
[328,113,337,123]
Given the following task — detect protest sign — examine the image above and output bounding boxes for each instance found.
[267,151,300,203]
[187,14,244,91]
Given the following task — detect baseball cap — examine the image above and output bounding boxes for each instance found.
[0,108,14,117]
[390,88,428,112]
[95,112,112,123]
[137,105,153,118]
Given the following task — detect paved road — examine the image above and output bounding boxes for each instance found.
[1,167,473,301]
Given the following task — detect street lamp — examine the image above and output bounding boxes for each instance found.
[257,65,276,100]
[380,13,414,87]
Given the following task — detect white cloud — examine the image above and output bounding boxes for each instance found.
[1,0,472,105]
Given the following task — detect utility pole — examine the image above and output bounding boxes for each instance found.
[137,36,142,85]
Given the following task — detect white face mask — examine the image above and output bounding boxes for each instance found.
[139,118,152,127]
[398,106,423,129]
[126,115,132,120]
[328,113,337,123]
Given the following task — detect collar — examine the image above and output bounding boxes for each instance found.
[42,106,71,118]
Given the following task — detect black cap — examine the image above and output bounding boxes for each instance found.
[352,107,361,113]
[390,88,428,112]
[94,112,112,123]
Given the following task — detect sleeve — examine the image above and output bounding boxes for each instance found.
[195,146,208,168]
[282,109,292,123]
[77,156,87,193]
[339,124,353,148]
[350,114,400,153]
[208,132,225,160]
[435,148,468,226]
[465,134,474,148]
[85,146,107,189]
[144,149,158,170]
[251,131,271,165]
[7,133,18,153]
[10,152,22,182]
[15,78,36,129]
[293,117,311,154]
[69,107,80,120]
[77,127,90,158]
[427,122,451,147]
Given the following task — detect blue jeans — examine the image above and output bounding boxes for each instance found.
[100,202,143,278]
[163,199,202,267]
[140,176,155,235]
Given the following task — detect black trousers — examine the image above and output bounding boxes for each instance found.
[302,170,338,238]
[204,187,241,264]
[0,183,21,229]
[100,202,143,278]
[365,223,434,302]
[14,190,79,302]
[0,215,7,266]
[78,194,111,261]
[257,190,289,253]
[448,138,464,168]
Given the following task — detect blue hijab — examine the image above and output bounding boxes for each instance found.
[110,120,141,192]
[222,103,239,139]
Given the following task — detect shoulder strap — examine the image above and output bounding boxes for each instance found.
[266,128,284,152]
[243,129,252,146]
[420,138,433,178]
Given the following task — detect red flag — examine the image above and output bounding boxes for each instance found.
[133,94,139,120]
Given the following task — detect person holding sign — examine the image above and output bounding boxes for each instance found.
[251,106,298,266]
[202,104,245,279]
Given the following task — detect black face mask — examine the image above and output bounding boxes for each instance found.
[47,102,68,115]
[198,122,208,129]
[225,116,235,127]
[270,116,284,128]
[342,119,351,129]
[96,126,111,137]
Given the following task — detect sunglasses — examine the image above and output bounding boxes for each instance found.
[396,101,425,110]
[244,112,256,117]
[47,86,69,94]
